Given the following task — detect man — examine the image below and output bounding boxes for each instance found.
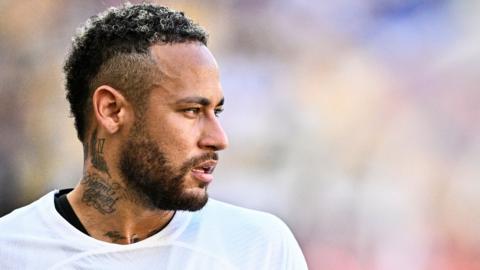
[0,3,308,269]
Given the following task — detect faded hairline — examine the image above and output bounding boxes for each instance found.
[83,50,163,137]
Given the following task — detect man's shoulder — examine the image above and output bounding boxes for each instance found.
[196,198,292,238]
[0,191,55,232]
[0,191,82,269]
[206,199,281,219]
[182,199,308,269]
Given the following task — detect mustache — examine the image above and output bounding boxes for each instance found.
[184,152,219,169]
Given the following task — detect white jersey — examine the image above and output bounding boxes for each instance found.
[0,190,308,269]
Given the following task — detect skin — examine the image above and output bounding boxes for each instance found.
[67,42,228,244]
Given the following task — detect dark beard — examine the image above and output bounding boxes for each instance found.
[118,123,218,211]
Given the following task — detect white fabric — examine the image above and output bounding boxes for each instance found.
[0,191,308,269]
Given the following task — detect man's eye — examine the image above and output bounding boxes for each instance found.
[183,108,201,116]
[214,107,224,117]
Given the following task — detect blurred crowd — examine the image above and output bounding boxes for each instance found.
[1,0,479,269]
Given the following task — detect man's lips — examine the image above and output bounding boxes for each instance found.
[190,160,217,183]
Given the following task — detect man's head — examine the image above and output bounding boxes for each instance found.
[64,3,207,142]
[65,3,228,211]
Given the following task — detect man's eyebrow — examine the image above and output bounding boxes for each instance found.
[175,96,225,107]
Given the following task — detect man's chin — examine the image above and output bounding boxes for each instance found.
[154,188,209,212]
[178,189,209,211]
[172,198,208,212]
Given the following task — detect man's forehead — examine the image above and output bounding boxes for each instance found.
[146,42,223,105]
[149,42,218,75]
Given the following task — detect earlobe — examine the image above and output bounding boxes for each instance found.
[92,85,128,135]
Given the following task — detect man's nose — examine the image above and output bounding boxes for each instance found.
[198,116,229,151]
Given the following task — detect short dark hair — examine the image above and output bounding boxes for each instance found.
[64,3,208,142]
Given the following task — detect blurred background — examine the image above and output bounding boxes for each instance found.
[1,0,479,269]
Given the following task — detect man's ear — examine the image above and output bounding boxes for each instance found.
[92,85,130,135]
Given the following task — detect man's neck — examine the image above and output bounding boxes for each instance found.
[67,169,174,244]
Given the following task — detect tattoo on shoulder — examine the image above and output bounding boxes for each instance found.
[104,231,126,243]
[102,222,170,244]
[90,129,110,176]
[81,174,121,215]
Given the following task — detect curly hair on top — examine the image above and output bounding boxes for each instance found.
[64,3,208,142]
